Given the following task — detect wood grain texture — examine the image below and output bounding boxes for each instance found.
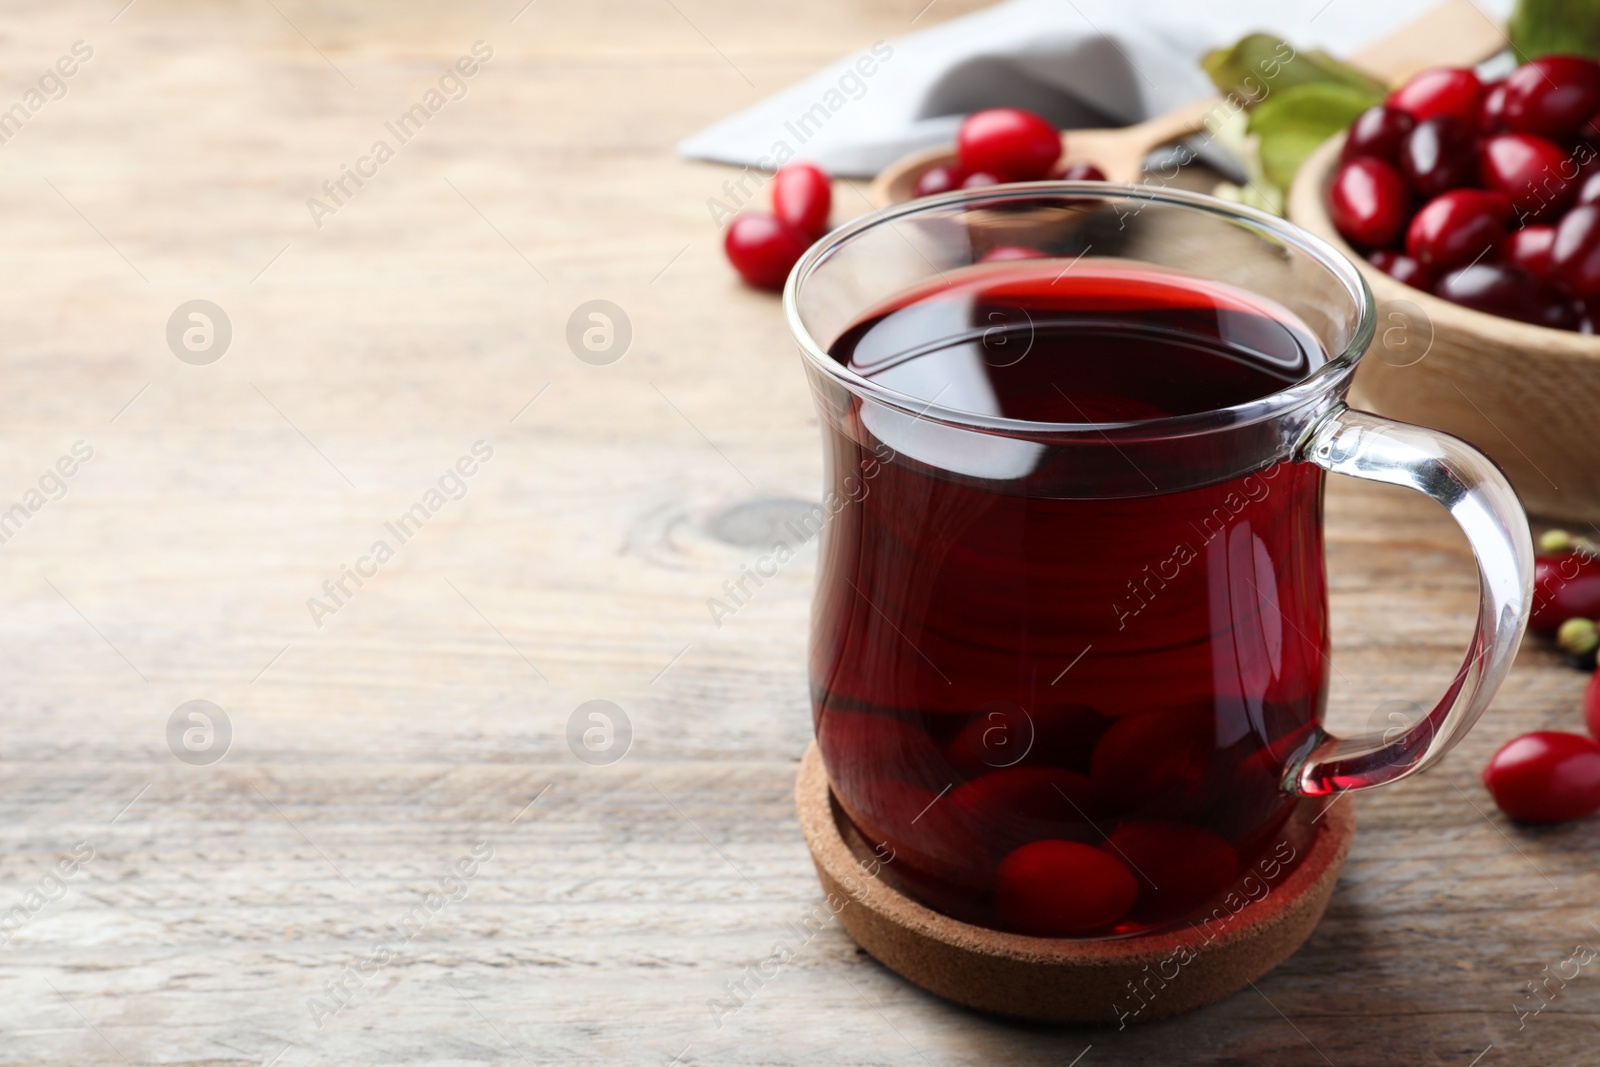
[0,1,1592,1065]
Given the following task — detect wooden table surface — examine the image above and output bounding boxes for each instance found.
[0,1,1593,1064]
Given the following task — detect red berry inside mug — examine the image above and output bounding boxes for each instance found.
[1089,708,1214,815]
[1105,821,1239,924]
[945,702,1107,777]
[770,163,831,239]
[842,776,992,912]
[1482,731,1600,824]
[818,708,948,794]
[994,839,1137,936]
[951,767,1099,854]
[957,107,1062,181]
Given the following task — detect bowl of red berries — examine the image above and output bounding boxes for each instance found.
[1289,56,1600,523]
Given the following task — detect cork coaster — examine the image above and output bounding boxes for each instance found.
[795,741,1355,1024]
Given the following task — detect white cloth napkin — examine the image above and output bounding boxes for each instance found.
[679,0,1512,178]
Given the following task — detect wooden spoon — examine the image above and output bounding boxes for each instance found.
[868,0,1507,208]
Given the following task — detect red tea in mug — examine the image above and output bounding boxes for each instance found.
[813,263,1330,937]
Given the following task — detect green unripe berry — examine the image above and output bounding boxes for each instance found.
[1557,617,1599,657]
[1540,529,1573,554]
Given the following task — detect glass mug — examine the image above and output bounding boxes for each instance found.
[784,184,1532,939]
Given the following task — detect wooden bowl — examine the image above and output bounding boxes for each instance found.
[1290,134,1600,522]
[795,742,1355,1024]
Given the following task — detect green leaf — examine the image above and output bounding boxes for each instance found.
[1295,48,1390,95]
[1202,33,1386,105]
[1509,0,1600,58]
[1248,82,1383,190]
[1199,31,1389,206]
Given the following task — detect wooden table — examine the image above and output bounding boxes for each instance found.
[0,1,1592,1064]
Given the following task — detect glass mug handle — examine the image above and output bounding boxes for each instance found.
[1290,404,1535,796]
